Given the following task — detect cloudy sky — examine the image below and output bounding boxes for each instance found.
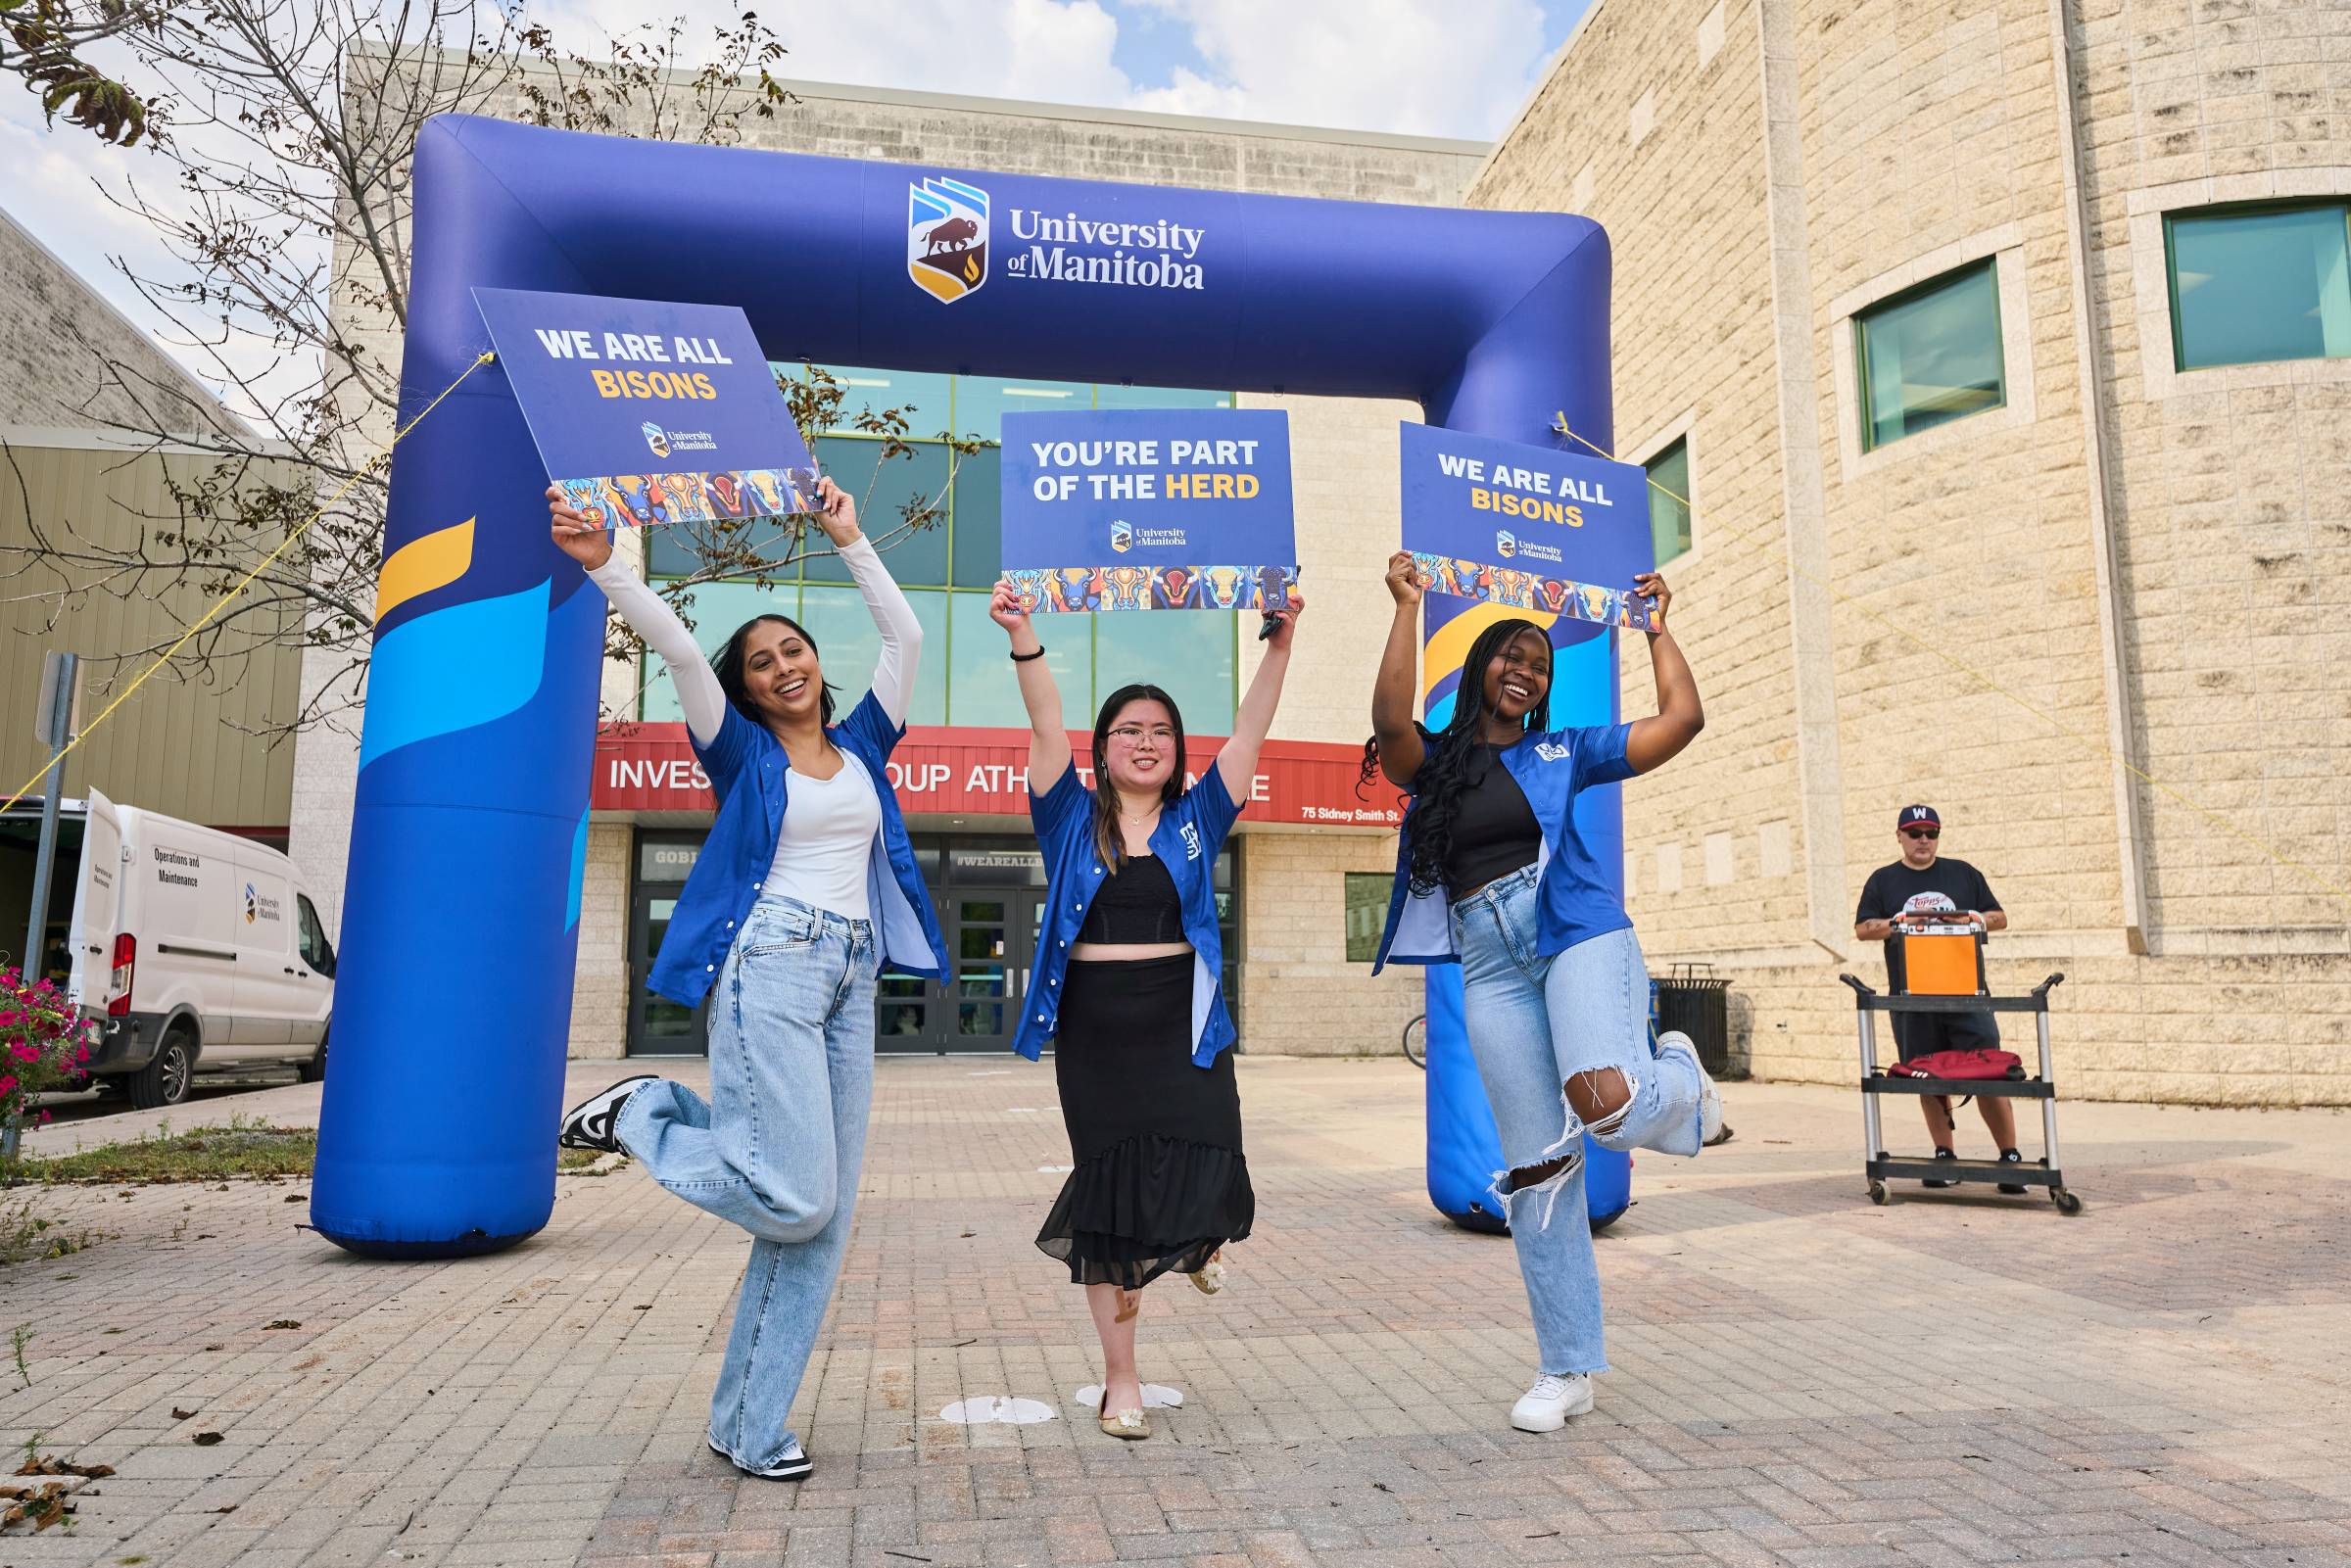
[2,0,1595,407]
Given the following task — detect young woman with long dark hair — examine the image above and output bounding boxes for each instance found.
[1365,549,1723,1433]
[989,581,1302,1440]
[546,480,946,1482]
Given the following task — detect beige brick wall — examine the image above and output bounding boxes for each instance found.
[1234,831,1418,1057]
[1467,0,2351,1105]
[567,825,633,1060]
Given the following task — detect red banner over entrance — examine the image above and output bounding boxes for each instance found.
[591,723,1402,829]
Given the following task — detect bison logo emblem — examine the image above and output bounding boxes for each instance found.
[908,176,989,304]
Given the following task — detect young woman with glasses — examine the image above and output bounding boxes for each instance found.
[988,580,1303,1440]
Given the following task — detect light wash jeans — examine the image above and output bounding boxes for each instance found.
[1451,864,1703,1376]
[614,893,878,1471]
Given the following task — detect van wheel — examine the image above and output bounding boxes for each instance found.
[127,1027,195,1110]
[298,1027,328,1084]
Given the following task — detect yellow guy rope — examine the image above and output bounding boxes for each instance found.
[1,353,497,817]
[1552,416,2351,913]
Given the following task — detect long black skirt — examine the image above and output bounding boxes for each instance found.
[1034,952,1255,1289]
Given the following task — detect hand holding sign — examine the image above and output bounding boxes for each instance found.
[547,484,613,571]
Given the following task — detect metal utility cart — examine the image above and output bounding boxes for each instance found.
[1839,917,2083,1213]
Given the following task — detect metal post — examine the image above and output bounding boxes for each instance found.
[21,652,79,985]
[1858,1006,1884,1161]
[2037,1007,2060,1169]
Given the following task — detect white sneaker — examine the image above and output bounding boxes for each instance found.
[557,1073,655,1153]
[1511,1371,1595,1432]
[1657,1031,1730,1147]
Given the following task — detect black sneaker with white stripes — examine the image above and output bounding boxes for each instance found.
[709,1434,811,1481]
[557,1074,656,1154]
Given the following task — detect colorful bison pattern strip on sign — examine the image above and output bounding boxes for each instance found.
[1407,551,1655,632]
[554,468,816,531]
[1000,563,1300,614]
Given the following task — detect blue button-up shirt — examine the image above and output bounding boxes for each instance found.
[1372,722,1635,973]
[648,689,946,1006]
[1014,761,1243,1068]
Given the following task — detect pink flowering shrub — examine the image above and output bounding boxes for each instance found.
[0,967,95,1128]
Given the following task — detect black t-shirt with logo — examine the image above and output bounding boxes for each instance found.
[1855,857,2000,994]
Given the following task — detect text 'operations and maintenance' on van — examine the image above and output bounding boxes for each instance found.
[1,789,334,1108]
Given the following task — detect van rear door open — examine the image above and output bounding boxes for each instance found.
[66,788,121,1010]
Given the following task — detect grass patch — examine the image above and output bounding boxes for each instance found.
[1,1204,101,1266]
[13,1124,611,1184]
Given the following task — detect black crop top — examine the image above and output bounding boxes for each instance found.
[1442,745,1543,897]
[1076,852,1184,944]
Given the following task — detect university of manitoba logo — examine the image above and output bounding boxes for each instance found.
[243,882,258,924]
[1533,741,1571,763]
[1110,520,1133,553]
[1496,529,1517,559]
[1180,823,1203,861]
[641,421,670,459]
[907,176,989,304]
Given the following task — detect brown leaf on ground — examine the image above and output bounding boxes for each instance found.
[191,1432,223,1447]
[170,1407,199,1420]
[264,1319,300,1330]
[13,1458,113,1479]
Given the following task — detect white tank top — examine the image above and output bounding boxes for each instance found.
[760,751,883,921]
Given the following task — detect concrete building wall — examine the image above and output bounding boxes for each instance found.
[1468,0,2351,1104]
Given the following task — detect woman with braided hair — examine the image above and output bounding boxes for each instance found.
[1362,549,1725,1434]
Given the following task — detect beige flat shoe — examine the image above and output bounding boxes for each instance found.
[1187,1257,1225,1295]
[1097,1404,1151,1440]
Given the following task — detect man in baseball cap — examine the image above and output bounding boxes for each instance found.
[1853,806,2023,1191]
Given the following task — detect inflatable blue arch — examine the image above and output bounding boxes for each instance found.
[312,114,1630,1257]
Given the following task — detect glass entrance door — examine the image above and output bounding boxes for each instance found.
[628,893,712,1056]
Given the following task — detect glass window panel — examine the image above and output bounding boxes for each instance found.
[808,437,951,585]
[791,586,945,726]
[878,1002,926,1038]
[2170,205,2351,370]
[1645,439,1692,566]
[1093,611,1236,734]
[953,376,1091,444]
[639,581,794,723]
[788,362,955,437]
[1343,873,1390,963]
[948,591,1090,728]
[951,446,1003,588]
[1856,261,2005,451]
[959,1001,1004,1035]
[1092,385,1234,410]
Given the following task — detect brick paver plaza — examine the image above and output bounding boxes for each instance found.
[3,1058,2346,1567]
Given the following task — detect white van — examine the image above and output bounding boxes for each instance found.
[0,788,335,1108]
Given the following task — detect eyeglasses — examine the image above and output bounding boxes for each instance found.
[1107,726,1176,746]
[1901,828,1940,840]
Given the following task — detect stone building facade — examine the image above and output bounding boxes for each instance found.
[1473,0,2350,1103]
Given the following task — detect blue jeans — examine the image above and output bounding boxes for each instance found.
[1451,865,1703,1375]
[615,894,878,1470]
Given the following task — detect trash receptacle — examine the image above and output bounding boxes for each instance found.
[1653,964,1736,1078]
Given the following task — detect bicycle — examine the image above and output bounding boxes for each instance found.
[1402,1013,1426,1069]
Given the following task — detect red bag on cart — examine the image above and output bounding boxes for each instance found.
[1889,1049,2023,1081]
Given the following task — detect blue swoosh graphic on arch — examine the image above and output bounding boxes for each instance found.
[360,579,552,770]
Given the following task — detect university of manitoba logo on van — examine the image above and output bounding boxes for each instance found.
[641,421,670,459]
[907,176,989,304]
[243,882,258,924]
[1110,520,1133,553]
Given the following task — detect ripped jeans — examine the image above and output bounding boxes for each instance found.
[1451,865,1703,1375]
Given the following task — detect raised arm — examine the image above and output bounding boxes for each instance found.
[1216,594,1304,799]
[817,479,924,727]
[1623,571,1704,775]
[989,582,1071,792]
[549,485,728,745]
[1369,550,1428,787]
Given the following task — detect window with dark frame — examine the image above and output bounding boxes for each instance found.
[2167,202,2351,372]
[1344,872,1389,963]
[1854,259,2005,451]
[1645,437,1692,566]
